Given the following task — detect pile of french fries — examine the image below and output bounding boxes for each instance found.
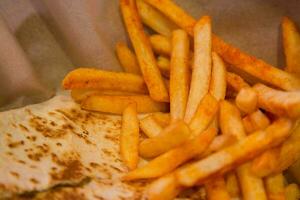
[62,0,300,199]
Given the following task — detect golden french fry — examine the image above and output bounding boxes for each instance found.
[235,87,258,114]
[123,127,216,180]
[149,34,171,56]
[170,29,190,121]
[226,72,250,92]
[157,56,170,77]
[144,0,300,91]
[253,83,300,118]
[288,159,300,184]
[265,173,286,200]
[282,17,300,76]
[225,172,241,199]
[115,42,141,74]
[120,102,139,170]
[140,114,163,138]
[242,110,271,134]
[81,94,168,114]
[204,134,237,156]
[62,68,147,93]
[139,121,191,158]
[189,94,219,137]
[120,0,168,102]
[176,118,292,187]
[151,112,170,127]
[184,16,212,122]
[136,0,177,37]
[285,184,300,200]
[205,177,231,200]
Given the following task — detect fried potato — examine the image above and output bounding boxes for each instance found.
[62,68,147,93]
[285,184,300,200]
[184,16,212,122]
[120,103,139,170]
[120,0,168,102]
[235,87,258,114]
[253,83,300,118]
[136,0,177,37]
[282,17,300,76]
[204,134,237,156]
[242,110,270,134]
[265,173,285,200]
[288,159,300,184]
[149,34,171,56]
[140,115,163,138]
[81,94,168,114]
[115,42,141,74]
[139,121,191,158]
[189,94,219,137]
[151,112,170,127]
[225,172,241,199]
[226,72,250,92]
[157,56,170,77]
[123,127,216,180]
[176,118,292,187]
[205,177,231,200]
[170,29,190,121]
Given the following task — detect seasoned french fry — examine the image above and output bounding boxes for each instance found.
[144,0,300,91]
[253,83,300,118]
[189,94,219,137]
[120,0,169,102]
[265,173,286,200]
[157,56,170,77]
[140,115,163,138]
[136,0,177,37]
[176,118,292,187]
[235,87,258,114]
[170,29,190,121]
[225,172,241,199]
[282,17,300,76]
[139,121,191,158]
[123,127,216,180]
[120,103,139,170]
[242,110,271,134]
[81,94,168,114]
[184,16,212,122]
[226,72,250,92]
[115,42,141,74]
[151,112,170,127]
[149,34,171,56]
[285,184,300,200]
[205,177,231,200]
[62,68,147,93]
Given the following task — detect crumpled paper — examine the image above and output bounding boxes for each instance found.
[0,0,299,110]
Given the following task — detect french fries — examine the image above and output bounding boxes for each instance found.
[282,17,300,76]
[149,34,171,56]
[123,127,216,180]
[139,121,191,158]
[136,0,177,37]
[184,16,212,122]
[226,72,250,92]
[115,42,141,74]
[62,68,147,93]
[285,184,300,200]
[157,56,170,77]
[235,87,258,114]
[120,103,139,170]
[81,94,168,114]
[176,118,292,187]
[265,173,286,200]
[170,29,190,121]
[151,112,170,127]
[205,177,231,200]
[225,172,241,199]
[242,110,271,134]
[139,114,163,138]
[288,159,300,184]
[253,83,300,118]
[120,0,169,102]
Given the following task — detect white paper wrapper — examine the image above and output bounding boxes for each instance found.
[0,0,299,110]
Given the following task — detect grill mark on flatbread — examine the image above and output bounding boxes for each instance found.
[18,124,29,132]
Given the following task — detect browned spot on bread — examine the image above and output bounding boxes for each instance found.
[18,160,26,164]
[30,178,39,184]
[19,124,29,132]
[10,171,19,178]
[8,140,24,148]
[50,160,83,181]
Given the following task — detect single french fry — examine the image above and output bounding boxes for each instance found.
[285,184,300,200]
[282,17,300,76]
[62,68,147,93]
[170,29,190,121]
[205,177,231,200]
[176,118,292,187]
[115,42,141,74]
[253,83,300,118]
[189,94,219,137]
[157,56,170,77]
[149,34,171,56]
[151,112,170,127]
[235,87,258,114]
[184,16,212,122]
[136,0,177,37]
[123,127,216,180]
[226,72,250,92]
[139,121,191,158]
[144,0,300,91]
[204,134,237,156]
[265,173,286,200]
[120,103,139,170]
[140,115,163,138]
[225,172,241,199]
[120,0,168,102]
[242,110,271,134]
[81,94,168,114]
